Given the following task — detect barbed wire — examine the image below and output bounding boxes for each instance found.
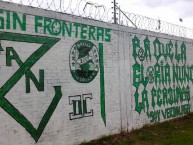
[117,6,193,39]
[2,0,193,39]
[2,0,113,22]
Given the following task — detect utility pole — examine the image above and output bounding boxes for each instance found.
[113,0,117,24]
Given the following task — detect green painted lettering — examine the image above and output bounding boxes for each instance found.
[44,17,52,35]
[35,16,43,33]
[89,25,96,40]
[13,12,26,31]
[81,24,87,39]
[6,11,10,29]
[74,23,80,38]
[132,36,140,60]
[144,36,151,61]
[0,9,4,29]
[25,70,44,93]
[62,21,72,37]
[105,29,111,42]
[6,47,22,66]
[132,63,141,88]
[97,27,104,41]
[51,19,62,36]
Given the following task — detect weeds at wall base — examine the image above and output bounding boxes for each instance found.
[80,113,193,145]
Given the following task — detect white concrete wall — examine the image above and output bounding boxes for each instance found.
[127,32,193,130]
[0,1,192,145]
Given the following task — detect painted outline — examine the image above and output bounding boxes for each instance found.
[69,93,93,120]
[0,32,61,142]
[99,43,106,126]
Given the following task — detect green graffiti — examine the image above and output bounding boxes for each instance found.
[165,63,171,85]
[35,16,111,42]
[62,21,72,37]
[132,63,141,88]
[0,9,111,42]
[148,63,193,86]
[167,40,174,61]
[0,32,61,142]
[6,47,21,66]
[25,70,44,93]
[148,110,160,123]
[175,41,180,62]
[141,65,148,87]
[0,40,3,51]
[148,104,191,123]
[74,23,80,38]
[132,36,191,120]
[0,10,4,29]
[73,99,82,115]
[69,41,106,125]
[80,24,87,39]
[146,66,154,84]
[161,104,191,119]
[2,86,62,142]
[151,87,156,108]
[181,42,186,63]
[153,38,161,61]
[0,10,26,31]
[99,43,106,126]
[151,85,190,108]
[6,47,44,93]
[174,41,186,63]
[97,27,105,41]
[154,62,161,86]
[156,88,162,107]
[132,35,140,60]
[132,63,148,88]
[6,11,10,29]
[132,35,151,61]
[134,91,140,113]
[70,40,99,83]
[144,36,151,61]
[138,47,145,61]
[153,38,186,63]
[134,89,149,114]
[69,93,93,120]
[13,12,26,31]
[172,65,193,84]
[89,26,96,40]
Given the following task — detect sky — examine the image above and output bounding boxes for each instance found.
[5,0,193,29]
[106,0,193,29]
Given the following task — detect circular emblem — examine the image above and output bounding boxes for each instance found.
[138,47,145,62]
[70,40,99,83]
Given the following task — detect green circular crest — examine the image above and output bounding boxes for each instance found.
[69,40,99,83]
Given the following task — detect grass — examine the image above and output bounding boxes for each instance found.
[80,113,193,145]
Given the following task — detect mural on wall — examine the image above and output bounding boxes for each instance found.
[69,93,93,120]
[0,8,111,142]
[132,35,191,123]
[0,32,61,142]
[0,9,111,42]
[69,40,106,125]
[69,40,99,83]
